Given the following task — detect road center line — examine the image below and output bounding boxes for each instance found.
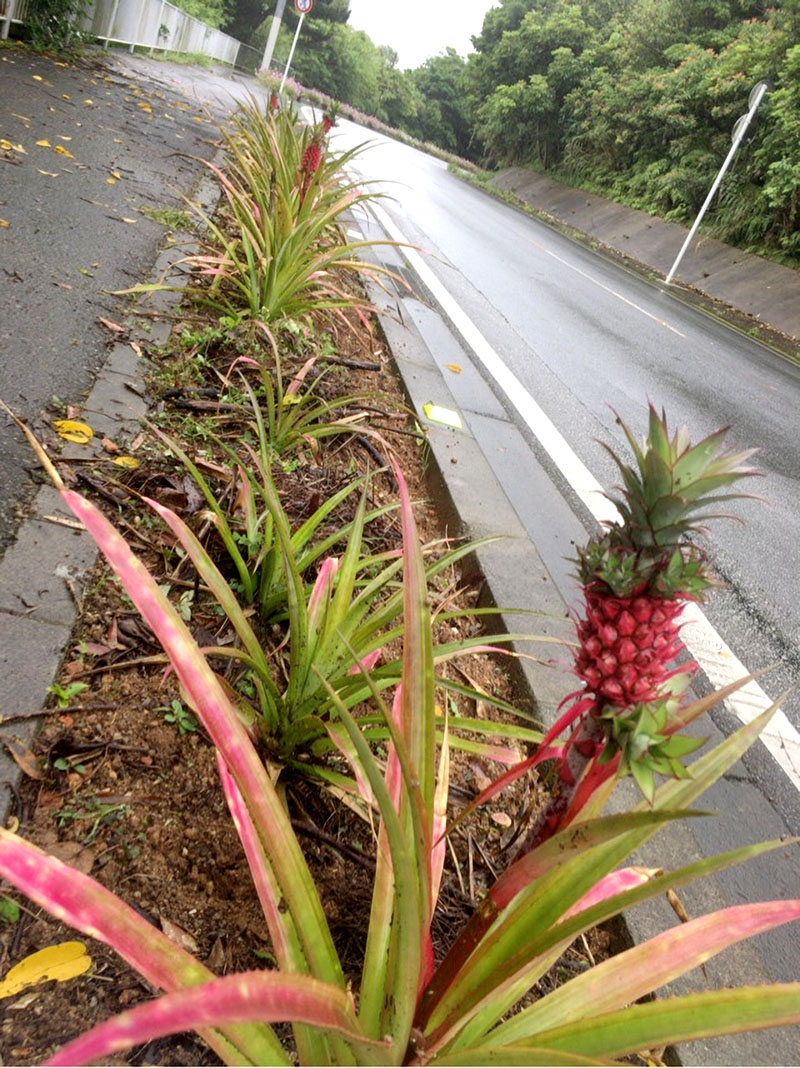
[523,236,686,338]
[368,199,800,792]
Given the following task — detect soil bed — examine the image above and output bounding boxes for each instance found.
[1,218,606,1067]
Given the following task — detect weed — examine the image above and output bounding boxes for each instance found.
[47,681,89,708]
[159,699,198,735]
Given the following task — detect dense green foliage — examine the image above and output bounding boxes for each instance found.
[237,0,798,262]
[463,0,800,258]
[172,0,231,30]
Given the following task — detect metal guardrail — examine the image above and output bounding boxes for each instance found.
[2,0,252,68]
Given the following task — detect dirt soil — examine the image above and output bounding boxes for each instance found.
[0,243,605,1065]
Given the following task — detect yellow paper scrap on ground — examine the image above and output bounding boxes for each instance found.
[0,942,91,999]
[423,403,462,429]
[53,419,94,445]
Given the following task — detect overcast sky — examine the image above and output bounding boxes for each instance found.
[346,0,498,70]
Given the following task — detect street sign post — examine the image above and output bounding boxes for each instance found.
[279,0,313,94]
[665,81,769,285]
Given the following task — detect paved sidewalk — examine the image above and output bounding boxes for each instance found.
[493,166,800,348]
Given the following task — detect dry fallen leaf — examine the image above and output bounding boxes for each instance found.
[54,145,75,159]
[1,139,26,154]
[121,217,137,224]
[0,943,92,1000]
[98,316,126,334]
[53,419,94,445]
[160,918,199,954]
[0,219,9,229]
[0,732,45,780]
[36,169,59,177]
[100,435,120,453]
[58,135,72,142]
[446,363,462,373]
[35,138,52,147]
[112,456,141,469]
[32,74,43,81]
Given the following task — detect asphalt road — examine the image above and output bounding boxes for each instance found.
[333,121,800,1050]
[336,123,800,735]
[0,47,226,552]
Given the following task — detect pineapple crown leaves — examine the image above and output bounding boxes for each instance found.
[606,404,761,550]
[596,698,706,803]
[576,405,760,597]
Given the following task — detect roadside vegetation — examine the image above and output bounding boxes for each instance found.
[1,87,799,1064]
[246,0,800,264]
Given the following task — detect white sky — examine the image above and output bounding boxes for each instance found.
[346,0,499,70]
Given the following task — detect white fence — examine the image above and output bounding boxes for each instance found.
[2,0,257,69]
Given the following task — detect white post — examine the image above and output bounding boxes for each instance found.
[103,0,120,47]
[665,82,768,285]
[278,11,304,94]
[1,0,17,40]
[261,0,287,72]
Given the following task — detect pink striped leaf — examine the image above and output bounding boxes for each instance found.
[44,971,385,1068]
[485,900,800,1048]
[59,490,343,990]
[517,983,800,1060]
[0,829,282,1066]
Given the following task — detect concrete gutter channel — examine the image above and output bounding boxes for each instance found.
[1,65,799,1063]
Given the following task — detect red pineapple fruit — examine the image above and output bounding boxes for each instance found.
[574,405,758,708]
[301,141,323,177]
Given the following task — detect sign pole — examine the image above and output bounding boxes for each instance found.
[279,13,305,94]
[278,0,313,94]
[665,82,768,285]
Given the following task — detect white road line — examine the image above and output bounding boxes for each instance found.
[368,199,800,793]
[523,236,686,338]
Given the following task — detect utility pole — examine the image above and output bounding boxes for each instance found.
[665,81,769,285]
[261,0,288,72]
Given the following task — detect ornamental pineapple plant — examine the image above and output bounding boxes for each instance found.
[515,406,758,853]
[575,405,757,706]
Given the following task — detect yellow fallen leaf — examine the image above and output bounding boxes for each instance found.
[1,139,26,154]
[111,170,121,180]
[0,942,91,1000]
[58,135,72,142]
[0,219,10,229]
[113,456,142,469]
[106,177,117,184]
[53,419,94,445]
[113,138,122,144]
[54,145,75,158]
[62,94,71,100]
[445,363,462,373]
[32,74,43,81]
[121,217,137,224]
[36,139,52,147]
[84,99,94,106]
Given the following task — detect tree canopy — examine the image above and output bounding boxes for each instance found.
[188,0,798,262]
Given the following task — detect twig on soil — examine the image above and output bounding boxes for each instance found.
[471,832,498,880]
[467,831,476,902]
[291,818,376,869]
[66,654,170,680]
[0,704,117,724]
[447,836,466,899]
[321,356,381,371]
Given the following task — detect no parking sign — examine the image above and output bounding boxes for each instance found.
[294,0,313,12]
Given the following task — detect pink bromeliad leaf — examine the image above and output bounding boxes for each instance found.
[44,971,385,1067]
